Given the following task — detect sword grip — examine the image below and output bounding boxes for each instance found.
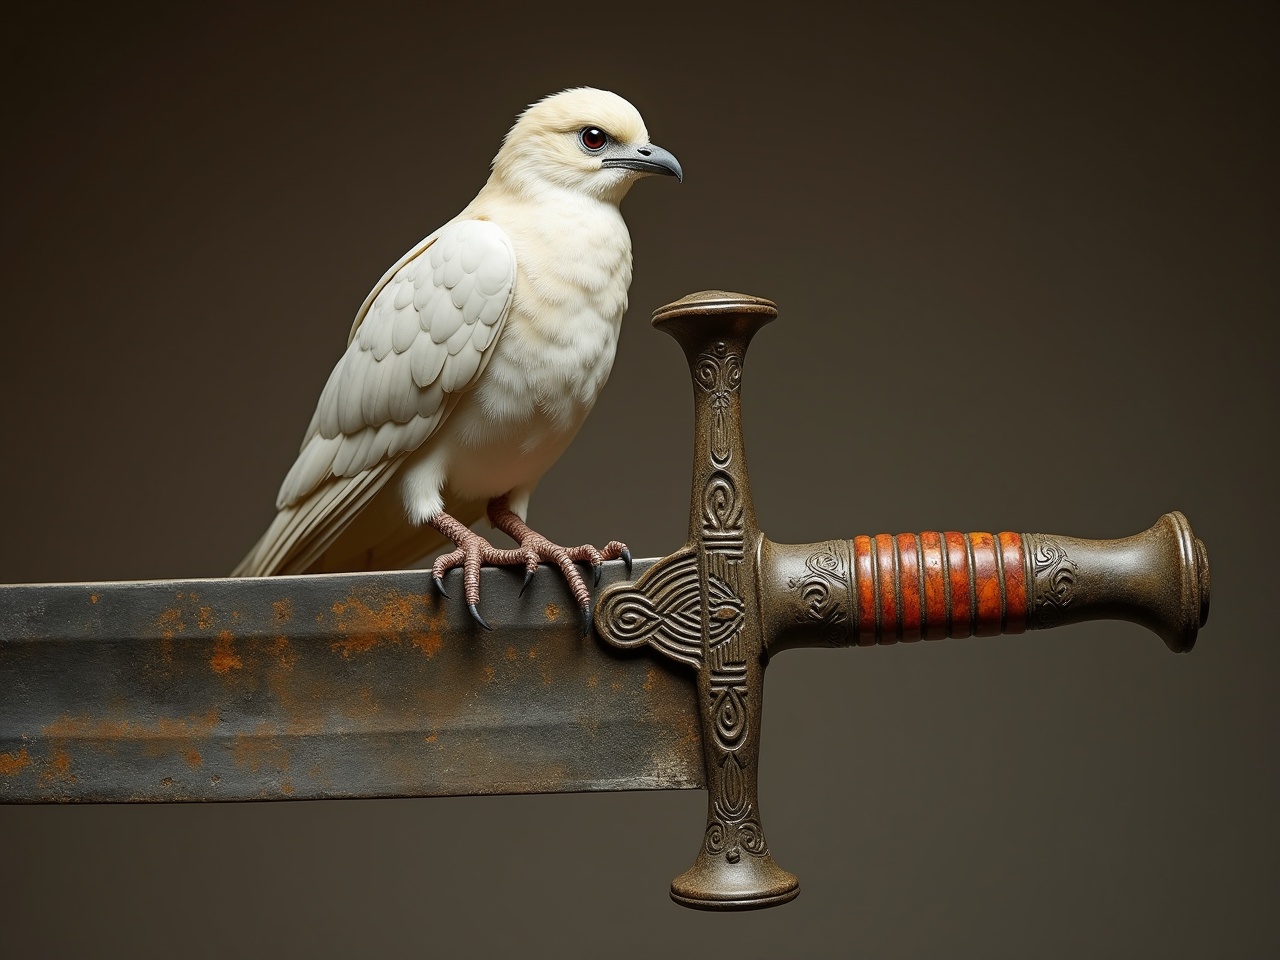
[762,512,1210,654]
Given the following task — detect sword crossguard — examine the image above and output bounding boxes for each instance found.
[594,290,1211,910]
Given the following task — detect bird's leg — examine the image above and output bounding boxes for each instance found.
[486,494,631,629]
[427,512,527,630]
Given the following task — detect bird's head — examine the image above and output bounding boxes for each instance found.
[490,88,682,203]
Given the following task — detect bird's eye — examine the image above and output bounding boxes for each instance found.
[579,127,608,152]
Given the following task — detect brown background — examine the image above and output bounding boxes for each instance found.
[2,1,1276,956]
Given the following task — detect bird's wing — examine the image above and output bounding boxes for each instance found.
[233,218,516,576]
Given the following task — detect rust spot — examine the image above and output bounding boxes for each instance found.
[643,667,657,692]
[161,777,174,788]
[0,748,31,776]
[39,748,76,786]
[210,631,243,674]
[197,606,215,630]
[586,674,598,689]
[424,732,437,743]
[544,603,560,622]
[183,749,202,768]
[157,608,185,639]
[269,636,296,671]
[332,632,380,657]
[273,598,293,623]
[483,665,495,683]
[90,593,99,604]
[528,648,538,660]
[610,680,623,692]
[210,774,221,784]
[328,590,444,659]
[280,780,294,796]
[417,632,448,660]
[505,645,518,661]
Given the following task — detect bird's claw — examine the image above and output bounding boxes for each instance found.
[468,603,492,631]
[433,504,629,636]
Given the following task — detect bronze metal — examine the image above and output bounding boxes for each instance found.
[593,290,1210,910]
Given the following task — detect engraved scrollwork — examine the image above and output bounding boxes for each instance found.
[694,342,743,468]
[736,817,766,856]
[787,543,851,645]
[702,472,744,537]
[1032,537,1078,626]
[704,781,768,862]
[711,685,747,751]
[692,338,768,865]
[704,819,727,855]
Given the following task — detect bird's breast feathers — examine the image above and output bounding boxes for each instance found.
[467,192,633,427]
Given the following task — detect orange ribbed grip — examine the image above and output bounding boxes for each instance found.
[849,531,1028,643]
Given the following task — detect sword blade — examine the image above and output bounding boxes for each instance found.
[0,561,704,802]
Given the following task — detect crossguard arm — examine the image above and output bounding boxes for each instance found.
[594,290,1212,910]
[763,512,1210,654]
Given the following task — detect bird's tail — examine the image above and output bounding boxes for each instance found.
[232,495,479,577]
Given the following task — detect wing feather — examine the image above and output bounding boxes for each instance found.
[236,218,517,576]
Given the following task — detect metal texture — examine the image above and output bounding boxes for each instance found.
[593,290,1211,910]
[0,560,705,801]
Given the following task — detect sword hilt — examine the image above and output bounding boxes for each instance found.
[594,290,1213,911]
[762,512,1210,654]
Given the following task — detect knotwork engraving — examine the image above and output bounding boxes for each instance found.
[1032,537,1078,625]
[595,552,703,669]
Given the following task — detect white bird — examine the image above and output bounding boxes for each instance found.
[233,88,681,629]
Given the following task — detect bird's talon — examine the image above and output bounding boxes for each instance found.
[519,567,535,597]
[433,574,449,598]
[581,603,592,637]
[592,562,602,587]
[468,603,492,631]
[622,546,633,576]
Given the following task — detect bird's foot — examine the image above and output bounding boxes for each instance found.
[428,512,526,630]
[487,495,631,633]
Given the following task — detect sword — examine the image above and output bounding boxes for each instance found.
[0,290,1211,911]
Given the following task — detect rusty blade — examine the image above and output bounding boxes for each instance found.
[0,560,704,802]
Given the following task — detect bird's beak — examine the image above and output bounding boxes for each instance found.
[601,143,683,182]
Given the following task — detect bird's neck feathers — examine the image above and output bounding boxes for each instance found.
[482,161,635,207]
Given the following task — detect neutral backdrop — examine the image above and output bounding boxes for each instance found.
[2,2,1276,957]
